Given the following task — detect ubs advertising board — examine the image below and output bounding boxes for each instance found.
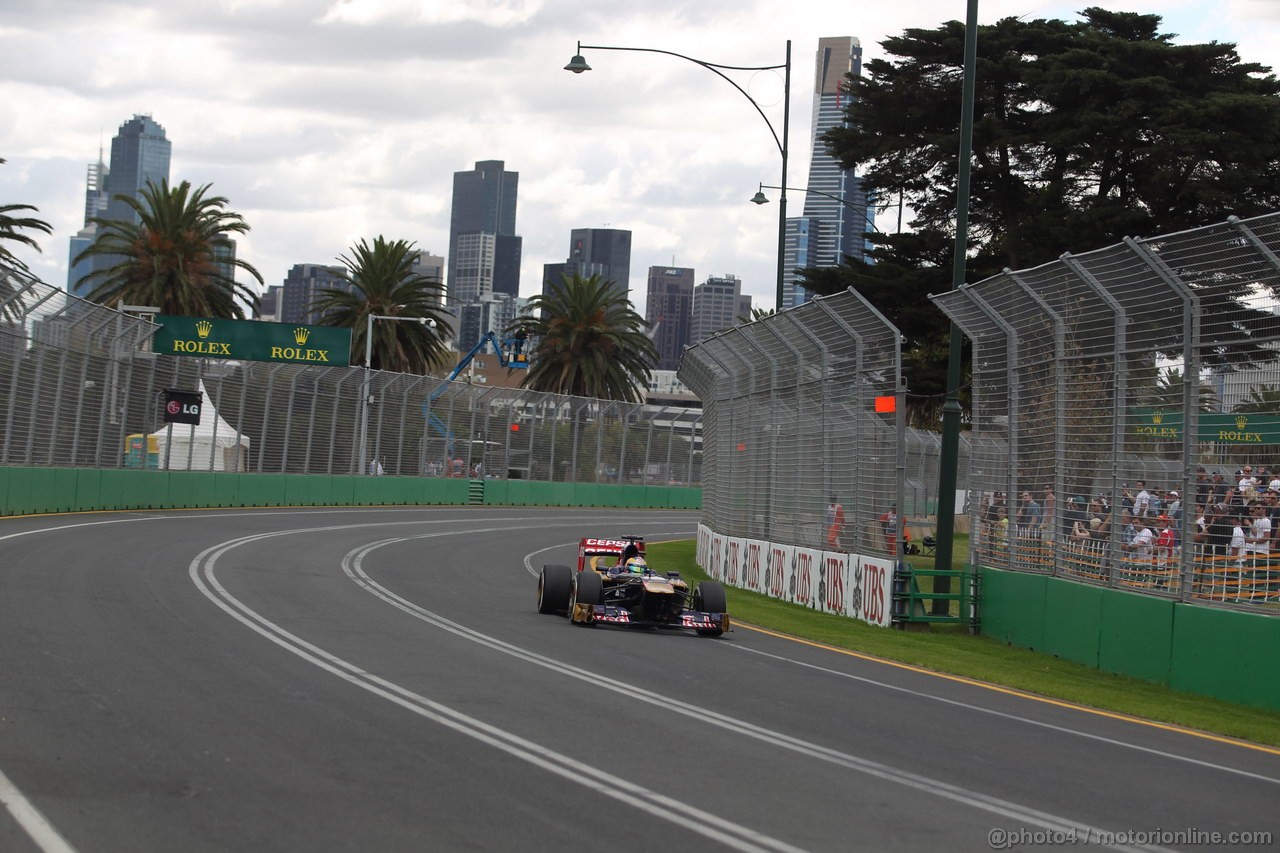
[152,316,352,367]
[697,525,893,628]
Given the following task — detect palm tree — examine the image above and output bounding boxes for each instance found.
[313,236,450,373]
[512,273,657,402]
[1134,365,1218,412]
[736,306,774,324]
[74,179,262,318]
[0,158,53,275]
[1234,383,1280,414]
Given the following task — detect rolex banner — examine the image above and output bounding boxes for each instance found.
[1130,409,1280,445]
[151,316,352,367]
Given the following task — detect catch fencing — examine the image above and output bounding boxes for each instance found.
[0,262,702,486]
[679,288,916,556]
[932,212,1280,614]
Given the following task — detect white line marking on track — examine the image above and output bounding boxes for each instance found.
[0,511,693,853]
[0,767,77,853]
[729,645,1280,786]
[337,532,1171,853]
[190,523,801,853]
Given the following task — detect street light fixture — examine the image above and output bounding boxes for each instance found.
[750,182,878,229]
[358,313,435,476]
[566,40,792,311]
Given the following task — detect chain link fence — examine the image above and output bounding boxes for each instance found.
[679,288,910,554]
[0,262,702,485]
[933,212,1280,614]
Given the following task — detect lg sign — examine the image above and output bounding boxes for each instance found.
[162,390,202,425]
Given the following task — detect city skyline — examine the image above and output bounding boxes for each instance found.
[4,2,1276,313]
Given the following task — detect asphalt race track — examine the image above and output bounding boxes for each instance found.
[0,506,1277,852]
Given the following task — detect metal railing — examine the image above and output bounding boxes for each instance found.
[0,262,703,485]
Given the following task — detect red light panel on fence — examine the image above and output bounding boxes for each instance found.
[874,396,896,413]
[736,442,746,452]
[510,423,520,432]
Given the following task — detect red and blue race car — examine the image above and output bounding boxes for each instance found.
[536,536,729,637]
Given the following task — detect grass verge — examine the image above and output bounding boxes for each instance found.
[647,539,1280,748]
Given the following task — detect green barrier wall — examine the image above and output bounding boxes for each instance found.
[0,467,701,517]
[980,566,1280,712]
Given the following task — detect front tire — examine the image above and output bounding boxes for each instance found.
[570,569,604,626]
[692,581,728,637]
[537,564,573,614]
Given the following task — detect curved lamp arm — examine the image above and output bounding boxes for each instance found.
[568,39,792,310]
[568,42,787,158]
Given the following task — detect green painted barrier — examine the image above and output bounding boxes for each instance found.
[0,466,700,517]
[53,469,79,512]
[549,483,576,506]
[619,484,647,507]
[1040,578,1103,668]
[978,568,1048,649]
[7,468,40,514]
[505,479,531,506]
[331,476,357,506]
[1098,588,1174,684]
[121,469,160,509]
[980,565,1280,712]
[483,479,508,505]
[213,472,241,507]
[1171,606,1280,712]
[75,468,103,512]
[97,469,128,512]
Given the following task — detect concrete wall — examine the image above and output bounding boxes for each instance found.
[980,567,1280,712]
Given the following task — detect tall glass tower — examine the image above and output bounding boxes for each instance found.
[447,160,522,304]
[782,37,872,310]
[70,115,171,297]
[103,115,171,226]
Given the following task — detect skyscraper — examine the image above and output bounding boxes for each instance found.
[447,160,521,304]
[645,266,694,371]
[67,150,109,298]
[542,228,632,303]
[279,263,348,324]
[782,37,872,310]
[69,115,171,297]
[691,274,750,344]
[103,115,172,227]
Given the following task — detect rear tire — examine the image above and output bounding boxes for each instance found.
[570,569,604,626]
[692,581,727,637]
[537,564,573,614]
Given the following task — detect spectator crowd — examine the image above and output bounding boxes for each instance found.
[978,465,1280,600]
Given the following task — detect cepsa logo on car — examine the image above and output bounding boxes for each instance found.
[582,538,634,549]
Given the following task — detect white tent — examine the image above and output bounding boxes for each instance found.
[152,381,251,471]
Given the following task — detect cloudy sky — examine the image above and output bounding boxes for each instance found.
[3,0,1279,314]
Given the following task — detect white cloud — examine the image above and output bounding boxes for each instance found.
[1,0,1278,313]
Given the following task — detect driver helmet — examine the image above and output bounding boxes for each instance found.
[625,556,648,574]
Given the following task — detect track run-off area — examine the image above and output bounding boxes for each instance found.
[0,507,1276,852]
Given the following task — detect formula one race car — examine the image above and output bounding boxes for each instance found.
[536,536,729,637]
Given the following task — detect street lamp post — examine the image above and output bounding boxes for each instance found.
[566,40,791,311]
[933,0,980,613]
[358,313,434,476]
